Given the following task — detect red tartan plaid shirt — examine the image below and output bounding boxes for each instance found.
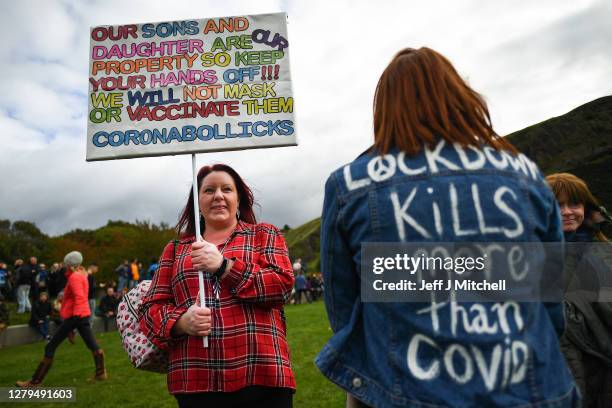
[139,221,296,394]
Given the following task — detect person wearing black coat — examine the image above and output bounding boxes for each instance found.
[29,292,52,341]
[47,263,63,298]
[98,287,119,332]
[16,258,38,314]
[547,173,612,408]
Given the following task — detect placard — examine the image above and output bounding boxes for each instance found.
[87,13,296,161]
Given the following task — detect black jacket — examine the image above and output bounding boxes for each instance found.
[48,268,68,296]
[88,274,96,300]
[30,300,52,324]
[99,295,119,315]
[17,264,39,286]
[561,227,612,407]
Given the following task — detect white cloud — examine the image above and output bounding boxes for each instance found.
[0,0,610,236]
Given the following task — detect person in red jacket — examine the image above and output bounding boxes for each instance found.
[16,251,107,387]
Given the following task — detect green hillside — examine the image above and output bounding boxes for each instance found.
[283,218,321,272]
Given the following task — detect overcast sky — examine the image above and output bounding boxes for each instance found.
[1,0,611,236]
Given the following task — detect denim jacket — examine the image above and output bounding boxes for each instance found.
[315,141,579,407]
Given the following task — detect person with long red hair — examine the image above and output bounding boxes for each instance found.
[316,47,579,407]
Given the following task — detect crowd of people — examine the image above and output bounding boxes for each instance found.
[113,258,158,293]
[0,250,317,345]
[0,258,66,310]
[290,258,323,304]
[0,255,162,344]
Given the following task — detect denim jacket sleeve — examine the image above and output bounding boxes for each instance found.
[321,172,360,333]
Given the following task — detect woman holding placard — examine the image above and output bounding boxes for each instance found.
[140,164,295,407]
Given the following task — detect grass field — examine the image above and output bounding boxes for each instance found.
[0,301,344,407]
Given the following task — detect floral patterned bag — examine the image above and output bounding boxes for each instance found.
[117,280,168,373]
[117,240,177,373]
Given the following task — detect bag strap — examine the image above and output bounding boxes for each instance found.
[124,288,139,316]
[132,239,179,316]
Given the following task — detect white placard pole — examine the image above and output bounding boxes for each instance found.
[192,154,209,348]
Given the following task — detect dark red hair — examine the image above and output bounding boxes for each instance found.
[373,47,517,155]
[176,164,256,238]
